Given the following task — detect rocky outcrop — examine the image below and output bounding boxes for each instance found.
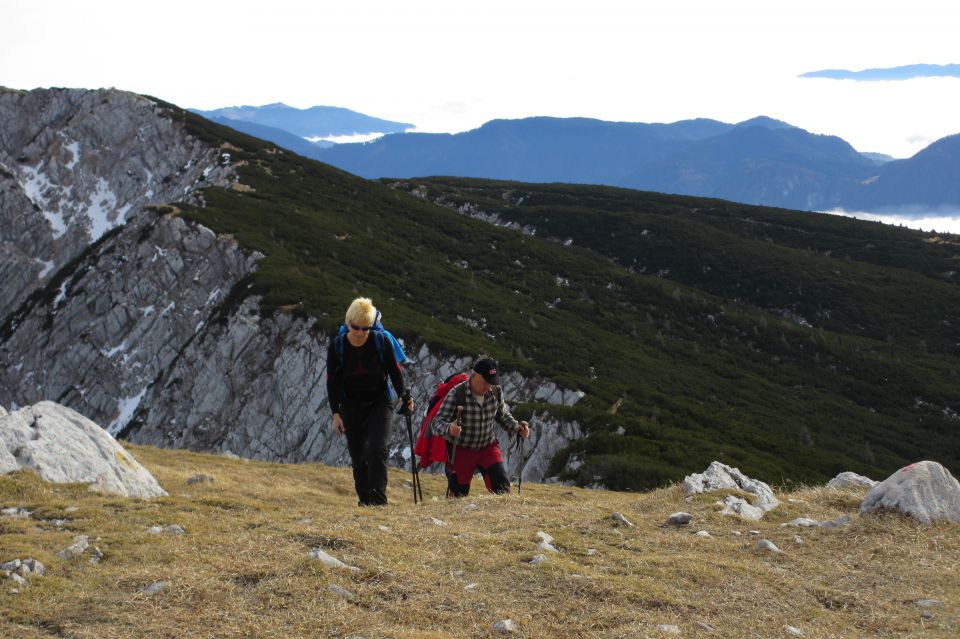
[682,461,780,515]
[860,461,960,524]
[827,471,877,490]
[0,401,166,498]
[0,87,234,318]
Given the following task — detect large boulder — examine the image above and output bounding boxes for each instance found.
[0,401,166,498]
[827,471,877,490]
[682,461,780,513]
[860,461,960,524]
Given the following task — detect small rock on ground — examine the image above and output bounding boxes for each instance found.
[667,512,694,526]
[493,619,519,634]
[611,512,634,526]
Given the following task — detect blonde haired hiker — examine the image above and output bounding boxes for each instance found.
[326,297,413,505]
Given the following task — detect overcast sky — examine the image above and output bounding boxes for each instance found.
[5,0,959,160]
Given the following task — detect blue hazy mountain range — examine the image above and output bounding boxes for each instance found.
[195,106,960,214]
[190,103,414,139]
[800,63,960,81]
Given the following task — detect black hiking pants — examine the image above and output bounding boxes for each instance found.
[342,399,393,506]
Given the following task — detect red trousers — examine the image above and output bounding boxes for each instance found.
[446,441,510,496]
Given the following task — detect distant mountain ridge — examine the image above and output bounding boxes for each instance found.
[302,115,958,213]
[192,102,960,215]
[191,103,413,139]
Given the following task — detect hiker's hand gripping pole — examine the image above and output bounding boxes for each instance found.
[399,393,422,504]
[449,405,463,466]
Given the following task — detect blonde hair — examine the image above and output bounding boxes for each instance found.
[345,297,377,327]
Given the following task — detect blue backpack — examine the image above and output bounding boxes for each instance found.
[333,312,408,401]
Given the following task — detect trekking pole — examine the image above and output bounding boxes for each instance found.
[517,420,531,495]
[451,405,463,466]
[400,394,421,504]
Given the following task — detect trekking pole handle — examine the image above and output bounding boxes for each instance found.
[451,406,463,437]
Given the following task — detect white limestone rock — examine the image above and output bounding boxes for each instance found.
[329,584,355,600]
[308,548,360,572]
[0,401,166,498]
[820,513,852,528]
[860,461,960,524]
[781,518,820,527]
[683,461,779,513]
[493,619,519,634]
[720,495,765,521]
[757,539,782,553]
[666,512,694,526]
[611,512,635,526]
[827,472,877,490]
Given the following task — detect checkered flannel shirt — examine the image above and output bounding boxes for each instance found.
[430,380,520,450]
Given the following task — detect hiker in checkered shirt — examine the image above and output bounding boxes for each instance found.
[430,357,530,497]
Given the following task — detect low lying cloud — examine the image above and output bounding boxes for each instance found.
[822,207,960,235]
[800,63,960,81]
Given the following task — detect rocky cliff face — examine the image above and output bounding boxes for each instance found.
[0,87,234,318]
[0,87,584,483]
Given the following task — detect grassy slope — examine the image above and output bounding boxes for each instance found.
[154,103,959,490]
[1,447,957,638]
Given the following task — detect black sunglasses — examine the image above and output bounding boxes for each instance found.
[349,324,373,332]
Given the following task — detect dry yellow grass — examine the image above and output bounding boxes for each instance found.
[1,445,957,638]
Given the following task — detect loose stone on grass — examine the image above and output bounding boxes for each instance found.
[186,473,215,485]
[820,514,852,528]
[666,512,694,526]
[329,584,355,600]
[3,558,46,587]
[142,581,168,595]
[493,619,519,634]
[57,536,89,560]
[782,517,819,527]
[308,548,361,572]
[757,539,782,553]
[611,512,634,526]
[536,532,559,552]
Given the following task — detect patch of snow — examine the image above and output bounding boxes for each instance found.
[107,387,147,437]
[159,302,176,317]
[85,178,122,241]
[150,246,168,263]
[65,140,81,170]
[36,259,56,279]
[52,280,70,308]
[101,341,127,359]
[20,163,67,238]
[107,387,148,436]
